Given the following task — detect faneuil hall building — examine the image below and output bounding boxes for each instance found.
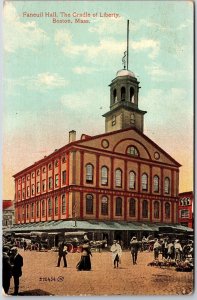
[12,54,192,245]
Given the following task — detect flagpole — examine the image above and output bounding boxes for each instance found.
[127,20,129,70]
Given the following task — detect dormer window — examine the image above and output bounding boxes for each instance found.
[121,87,126,101]
[127,146,139,156]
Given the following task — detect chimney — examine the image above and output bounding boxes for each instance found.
[69,130,76,143]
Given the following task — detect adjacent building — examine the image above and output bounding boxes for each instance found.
[178,191,194,229]
[3,200,15,229]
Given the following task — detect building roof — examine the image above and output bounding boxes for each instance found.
[4,220,193,233]
[3,200,14,210]
[13,126,181,178]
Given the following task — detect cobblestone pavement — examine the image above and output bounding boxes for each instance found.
[8,249,194,296]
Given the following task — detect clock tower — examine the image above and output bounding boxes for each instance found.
[103,20,147,133]
[103,69,147,133]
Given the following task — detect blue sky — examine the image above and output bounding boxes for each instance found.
[3,0,194,198]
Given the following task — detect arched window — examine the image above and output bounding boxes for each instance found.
[41,200,45,217]
[31,203,34,218]
[101,196,108,215]
[48,198,52,216]
[127,146,139,156]
[36,201,39,218]
[115,169,122,187]
[165,202,171,219]
[130,87,135,103]
[113,89,117,103]
[142,200,148,218]
[129,198,136,217]
[62,194,66,214]
[101,166,108,186]
[86,194,93,214]
[121,86,126,101]
[55,197,58,215]
[142,173,148,191]
[115,197,122,216]
[153,175,159,192]
[129,171,136,189]
[154,201,160,219]
[164,177,170,194]
[86,164,94,184]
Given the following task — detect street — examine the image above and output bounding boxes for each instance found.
[8,249,193,296]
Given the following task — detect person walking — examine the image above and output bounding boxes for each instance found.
[130,237,139,265]
[153,239,161,260]
[76,238,92,271]
[110,240,122,268]
[174,239,182,261]
[2,245,12,295]
[10,247,23,295]
[57,241,68,267]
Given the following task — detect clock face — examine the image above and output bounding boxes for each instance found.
[101,139,109,149]
[154,152,160,160]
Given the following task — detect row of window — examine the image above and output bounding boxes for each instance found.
[85,195,172,219]
[18,195,66,219]
[179,209,190,219]
[17,158,67,184]
[112,87,135,104]
[17,196,172,220]
[86,164,171,194]
[17,171,66,199]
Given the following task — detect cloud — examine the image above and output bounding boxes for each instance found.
[145,63,193,82]
[72,66,96,75]
[60,89,95,109]
[55,28,159,62]
[3,2,49,52]
[131,39,160,59]
[55,29,125,59]
[88,17,126,35]
[4,73,69,91]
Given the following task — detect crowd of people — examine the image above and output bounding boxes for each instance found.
[2,234,194,295]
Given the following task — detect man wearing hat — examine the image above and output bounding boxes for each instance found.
[2,245,12,294]
[10,247,23,295]
[130,236,139,265]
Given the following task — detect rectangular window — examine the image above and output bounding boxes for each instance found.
[22,188,25,199]
[18,191,21,200]
[42,180,46,192]
[62,195,66,214]
[37,182,40,193]
[27,186,30,197]
[180,209,189,218]
[55,197,58,215]
[49,177,53,189]
[31,203,34,218]
[36,202,40,218]
[26,205,29,218]
[55,174,59,187]
[62,171,66,185]
[86,195,93,214]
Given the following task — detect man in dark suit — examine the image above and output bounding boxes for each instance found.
[130,236,139,265]
[10,247,23,295]
[2,245,12,294]
[57,241,68,267]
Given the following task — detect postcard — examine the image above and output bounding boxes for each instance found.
[2,0,194,296]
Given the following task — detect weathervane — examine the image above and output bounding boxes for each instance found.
[122,20,129,70]
[122,51,127,69]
